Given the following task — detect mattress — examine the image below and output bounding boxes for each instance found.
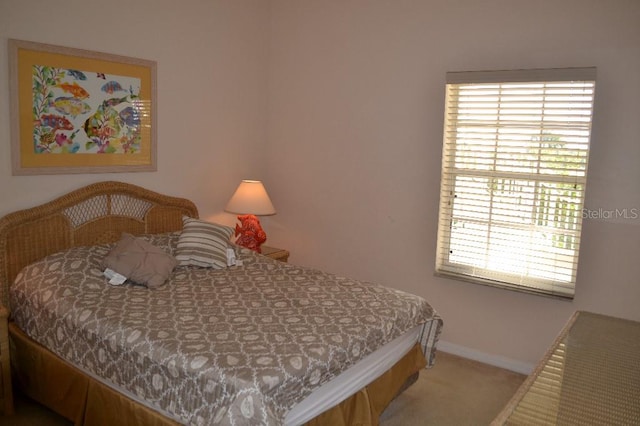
[286,324,424,425]
[10,232,442,425]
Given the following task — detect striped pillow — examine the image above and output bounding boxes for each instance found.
[175,216,234,268]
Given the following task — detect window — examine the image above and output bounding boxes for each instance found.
[435,68,596,298]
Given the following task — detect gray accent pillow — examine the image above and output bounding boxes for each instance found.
[175,216,234,268]
[102,233,178,288]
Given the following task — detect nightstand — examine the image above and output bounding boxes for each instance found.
[0,305,13,415]
[261,245,290,263]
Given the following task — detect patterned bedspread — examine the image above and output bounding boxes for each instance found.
[10,233,443,425]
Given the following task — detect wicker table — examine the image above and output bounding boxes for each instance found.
[493,311,640,425]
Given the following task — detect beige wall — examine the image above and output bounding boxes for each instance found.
[2,0,639,370]
[265,0,640,370]
[0,0,270,225]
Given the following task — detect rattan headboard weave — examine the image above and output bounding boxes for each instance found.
[0,181,198,309]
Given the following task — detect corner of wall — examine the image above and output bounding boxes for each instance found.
[437,340,534,375]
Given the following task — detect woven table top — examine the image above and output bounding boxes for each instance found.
[493,311,640,425]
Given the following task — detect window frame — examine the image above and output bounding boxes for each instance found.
[435,67,597,299]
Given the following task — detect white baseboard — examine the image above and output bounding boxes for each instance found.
[437,340,534,375]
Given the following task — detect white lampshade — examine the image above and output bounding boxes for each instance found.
[225,180,276,216]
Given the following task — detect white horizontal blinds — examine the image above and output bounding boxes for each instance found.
[436,68,596,298]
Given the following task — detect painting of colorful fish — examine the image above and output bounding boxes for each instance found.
[31,64,143,155]
[10,38,156,174]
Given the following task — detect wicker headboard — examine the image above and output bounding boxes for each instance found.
[0,181,198,309]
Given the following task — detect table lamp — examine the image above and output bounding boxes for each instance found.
[224,180,276,253]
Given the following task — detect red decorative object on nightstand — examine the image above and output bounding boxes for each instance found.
[234,214,267,253]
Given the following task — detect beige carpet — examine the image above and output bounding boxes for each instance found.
[381,351,526,425]
[0,351,525,426]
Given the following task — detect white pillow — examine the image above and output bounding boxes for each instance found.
[175,216,234,268]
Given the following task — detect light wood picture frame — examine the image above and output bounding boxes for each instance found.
[9,39,157,175]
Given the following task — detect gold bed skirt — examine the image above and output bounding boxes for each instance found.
[9,323,426,426]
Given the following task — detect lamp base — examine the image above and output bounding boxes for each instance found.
[234,214,267,253]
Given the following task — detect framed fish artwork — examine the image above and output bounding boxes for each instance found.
[8,39,156,175]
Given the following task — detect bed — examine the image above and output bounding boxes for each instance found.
[0,181,443,426]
